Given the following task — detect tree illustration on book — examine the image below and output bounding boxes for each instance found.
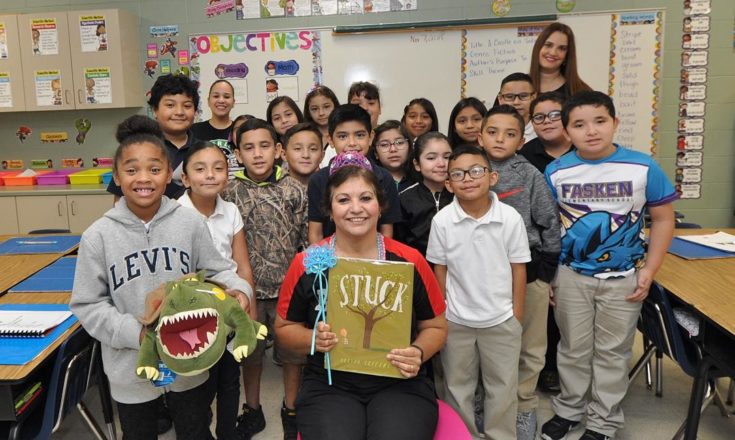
[327,258,414,378]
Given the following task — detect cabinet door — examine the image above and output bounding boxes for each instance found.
[67,9,143,109]
[0,197,19,234]
[0,15,27,112]
[66,194,112,233]
[17,12,75,111]
[16,195,69,233]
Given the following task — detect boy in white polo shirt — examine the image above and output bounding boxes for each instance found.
[427,145,531,440]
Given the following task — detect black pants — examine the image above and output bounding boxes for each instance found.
[206,352,241,440]
[296,376,437,440]
[544,305,561,371]
[117,381,211,440]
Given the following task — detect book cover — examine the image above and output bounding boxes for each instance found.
[327,257,414,378]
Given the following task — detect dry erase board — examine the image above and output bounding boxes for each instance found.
[193,10,663,154]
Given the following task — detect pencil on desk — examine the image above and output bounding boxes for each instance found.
[16,241,58,245]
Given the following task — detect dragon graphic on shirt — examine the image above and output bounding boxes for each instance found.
[560,211,645,277]
[136,272,267,379]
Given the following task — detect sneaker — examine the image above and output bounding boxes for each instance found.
[516,410,538,440]
[236,404,266,438]
[579,429,612,440]
[281,402,298,440]
[539,370,561,393]
[540,415,579,440]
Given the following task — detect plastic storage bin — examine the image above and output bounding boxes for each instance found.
[69,168,112,185]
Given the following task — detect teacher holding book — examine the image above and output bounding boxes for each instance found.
[276,152,447,439]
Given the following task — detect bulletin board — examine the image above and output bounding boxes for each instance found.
[189,29,323,120]
[192,9,664,154]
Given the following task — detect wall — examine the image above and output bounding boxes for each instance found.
[0,0,732,227]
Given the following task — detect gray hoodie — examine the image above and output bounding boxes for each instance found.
[70,196,253,404]
[491,154,561,283]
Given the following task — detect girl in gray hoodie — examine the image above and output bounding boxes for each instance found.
[71,116,253,439]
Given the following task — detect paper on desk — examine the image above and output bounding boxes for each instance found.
[677,231,735,253]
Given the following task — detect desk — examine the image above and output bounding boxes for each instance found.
[655,228,735,440]
[0,253,68,295]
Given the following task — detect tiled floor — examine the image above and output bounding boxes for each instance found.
[49,334,735,439]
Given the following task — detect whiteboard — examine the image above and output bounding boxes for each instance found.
[193,10,662,153]
[321,29,461,133]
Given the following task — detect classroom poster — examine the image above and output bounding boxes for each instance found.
[84,67,112,104]
[206,0,235,17]
[149,25,178,38]
[608,11,663,154]
[235,0,260,19]
[462,26,539,105]
[34,70,62,106]
[31,18,59,55]
[261,1,285,18]
[291,0,313,16]
[190,29,323,120]
[312,0,338,15]
[79,15,107,52]
[338,0,364,15]
[0,72,12,108]
[0,22,8,59]
[327,258,414,379]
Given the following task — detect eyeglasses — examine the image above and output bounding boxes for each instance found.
[498,92,534,102]
[531,110,563,124]
[448,166,490,182]
[376,138,409,151]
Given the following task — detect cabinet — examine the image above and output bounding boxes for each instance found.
[0,197,19,234]
[0,15,26,111]
[66,194,112,233]
[7,193,112,234]
[7,9,142,112]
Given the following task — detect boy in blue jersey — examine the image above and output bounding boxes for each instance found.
[541,92,676,440]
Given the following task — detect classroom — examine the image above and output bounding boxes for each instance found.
[0,0,733,439]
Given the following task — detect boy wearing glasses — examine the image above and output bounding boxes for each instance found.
[307,104,402,243]
[521,92,574,396]
[497,72,538,142]
[477,105,560,440]
[521,92,574,173]
[427,145,531,440]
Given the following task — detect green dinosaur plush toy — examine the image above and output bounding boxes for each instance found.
[136,272,267,380]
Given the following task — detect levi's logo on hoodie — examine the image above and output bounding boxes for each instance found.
[109,247,190,291]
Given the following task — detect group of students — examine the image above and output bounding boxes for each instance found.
[68,21,678,440]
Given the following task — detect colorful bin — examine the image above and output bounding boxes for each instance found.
[102,171,113,185]
[0,171,19,186]
[36,169,80,185]
[69,168,112,185]
[3,170,52,186]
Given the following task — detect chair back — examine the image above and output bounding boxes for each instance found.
[34,327,95,437]
[640,283,701,376]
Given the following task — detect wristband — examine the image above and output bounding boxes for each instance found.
[410,344,424,363]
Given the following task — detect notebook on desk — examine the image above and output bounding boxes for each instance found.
[0,304,78,365]
[0,235,81,256]
[668,233,735,260]
[9,256,77,293]
[0,310,73,337]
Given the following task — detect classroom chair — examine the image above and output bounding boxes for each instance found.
[628,283,730,439]
[28,229,72,234]
[20,327,114,440]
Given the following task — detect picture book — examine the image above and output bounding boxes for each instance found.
[326,257,414,378]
